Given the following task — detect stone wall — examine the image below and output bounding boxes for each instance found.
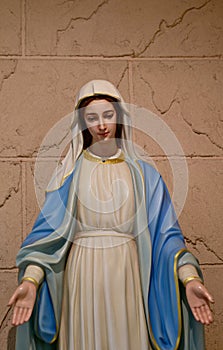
[0,0,222,348]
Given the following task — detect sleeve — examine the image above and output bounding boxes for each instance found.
[22,265,45,286]
[178,264,202,286]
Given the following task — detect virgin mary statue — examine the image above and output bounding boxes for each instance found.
[9,80,213,350]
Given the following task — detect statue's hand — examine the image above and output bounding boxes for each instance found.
[186,280,214,325]
[8,281,37,326]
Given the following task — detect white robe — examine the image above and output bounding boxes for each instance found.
[59,152,149,350]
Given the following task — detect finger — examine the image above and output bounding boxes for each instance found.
[200,305,210,325]
[8,291,18,306]
[8,298,14,307]
[19,307,29,325]
[203,304,213,324]
[14,306,24,326]
[191,307,200,322]
[200,286,214,303]
[194,306,205,324]
[24,308,33,322]
[12,305,18,325]
[12,306,22,326]
[206,292,214,304]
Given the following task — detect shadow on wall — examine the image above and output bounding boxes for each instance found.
[0,307,16,350]
[7,327,16,350]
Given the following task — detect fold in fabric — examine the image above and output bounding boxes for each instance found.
[16,155,204,350]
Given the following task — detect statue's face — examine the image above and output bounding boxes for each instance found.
[83,99,117,145]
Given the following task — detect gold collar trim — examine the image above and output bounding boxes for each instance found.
[83,149,125,164]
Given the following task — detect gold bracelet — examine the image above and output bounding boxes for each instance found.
[183,275,203,287]
[21,276,39,289]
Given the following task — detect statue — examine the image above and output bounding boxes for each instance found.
[9,80,214,350]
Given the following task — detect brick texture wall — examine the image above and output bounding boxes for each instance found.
[0,0,222,348]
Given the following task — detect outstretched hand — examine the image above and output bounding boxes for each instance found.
[186,280,214,325]
[8,281,37,326]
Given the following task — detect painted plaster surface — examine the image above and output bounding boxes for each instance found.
[25,0,222,57]
[0,0,222,348]
[0,1,21,55]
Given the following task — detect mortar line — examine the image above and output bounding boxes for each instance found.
[0,56,222,61]
[0,156,222,162]
[21,0,26,57]
[200,263,223,267]
[0,267,18,271]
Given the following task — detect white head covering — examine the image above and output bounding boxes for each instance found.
[46,80,135,192]
[74,80,124,109]
[35,79,188,221]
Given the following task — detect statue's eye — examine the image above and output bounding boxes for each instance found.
[86,114,98,122]
[103,111,114,119]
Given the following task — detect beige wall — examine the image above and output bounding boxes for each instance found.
[0,0,222,348]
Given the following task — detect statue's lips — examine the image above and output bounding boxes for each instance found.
[97,132,109,137]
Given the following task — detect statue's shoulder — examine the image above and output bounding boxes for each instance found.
[136,159,161,182]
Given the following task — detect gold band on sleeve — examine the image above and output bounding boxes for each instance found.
[183,275,203,287]
[21,276,39,289]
